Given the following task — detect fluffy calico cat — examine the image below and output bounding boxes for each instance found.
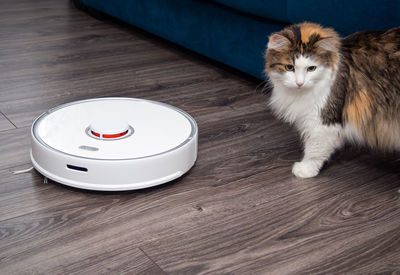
[265,22,400,178]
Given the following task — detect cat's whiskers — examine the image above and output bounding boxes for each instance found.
[254,80,272,95]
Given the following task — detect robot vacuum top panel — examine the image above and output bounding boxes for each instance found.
[32,98,196,160]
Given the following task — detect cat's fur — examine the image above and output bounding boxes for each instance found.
[265,22,400,178]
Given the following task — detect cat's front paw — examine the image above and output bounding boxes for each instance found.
[292,161,320,178]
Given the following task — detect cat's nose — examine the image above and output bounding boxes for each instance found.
[296,81,304,87]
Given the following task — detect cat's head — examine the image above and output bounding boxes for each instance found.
[265,22,340,90]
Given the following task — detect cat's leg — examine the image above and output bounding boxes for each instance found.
[292,125,342,178]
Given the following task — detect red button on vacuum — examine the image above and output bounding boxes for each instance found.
[91,130,129,139]
[89,119,130,140]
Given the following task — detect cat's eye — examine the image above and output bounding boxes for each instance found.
[307,66,317,72]
[284,64,294,71]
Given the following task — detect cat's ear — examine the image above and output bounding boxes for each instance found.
[316,37,339,52]
[268,33,290,50]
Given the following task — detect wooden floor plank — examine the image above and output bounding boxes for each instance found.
[0,113,16,131]
[1,236,166,275]
[0,127,31,170]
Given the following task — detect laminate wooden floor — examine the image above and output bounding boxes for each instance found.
[1,0,399,274]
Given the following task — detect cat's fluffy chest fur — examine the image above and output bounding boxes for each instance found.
[265,22,400,178]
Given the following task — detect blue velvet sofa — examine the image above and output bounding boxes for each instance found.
[76,0,400,79]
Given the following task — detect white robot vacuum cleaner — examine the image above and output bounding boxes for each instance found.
[30,97,198,191]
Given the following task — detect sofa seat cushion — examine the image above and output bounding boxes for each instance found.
[213,0,400,36]
[212,0,289,23]
[287,0,400,36]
